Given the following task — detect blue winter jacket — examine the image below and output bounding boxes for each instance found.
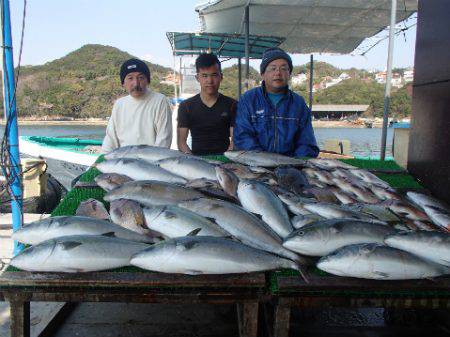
[234,84,319,157]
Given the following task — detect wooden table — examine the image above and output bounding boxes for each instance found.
[269,271,450,337]
[0,270,267,337]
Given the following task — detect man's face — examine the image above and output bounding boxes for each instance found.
[123,72,149,98]
[196,64,223,96]
[262,58,291,93]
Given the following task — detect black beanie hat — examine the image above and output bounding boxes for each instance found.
[260,47,293,74]
[120,58,151,84]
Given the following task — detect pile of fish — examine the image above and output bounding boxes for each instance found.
[11,145,450,280]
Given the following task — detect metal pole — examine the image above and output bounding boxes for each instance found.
[380,0,397,161]
[1,0,24,254]
[173,54,178,103]
[309,54,314,110]
[244,5,249,91]
[238,57,242,97]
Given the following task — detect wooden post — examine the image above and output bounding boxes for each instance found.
[9,298,30,337]
[273,303,290,337]
[237,302,259,337]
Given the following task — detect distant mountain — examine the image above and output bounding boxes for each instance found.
[0,44,411,119]
[3,44,174,119]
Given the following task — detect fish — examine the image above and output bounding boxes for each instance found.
[12,215,155,245]
[96,158,187,184]
[237,180,293,238]
[156,156,217,181]
[383,200,430,221]
[215,166,239,198]
[219,163,265,180]
[177,198,303,262]
[130,236,299,275]
[75,198,110,220]
[385,231,450,267]
[369,185,402,201]
[302,187,339,204]
[302,168,334,185]
[94,173,133,192]
[331,177,379,204]
[329,187,358,205]
[317,243,449,280]
[143,205,227,238]
[348,169,391,189]
[224,150,306,167]
[104,144,189,162]
[184,178,221,189]
[274,166,310,194]
[104,180,205,207]
[109,199,149,236]
[11,235,149,272]
[303,202,377,221]
[306,159,356,171]
[291,214,324,229]
[343,204,400,223]
[407,192,450,231]
[277,193,315,215]
[283,219,396,256]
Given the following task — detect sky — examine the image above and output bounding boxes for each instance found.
[9,0,417,71]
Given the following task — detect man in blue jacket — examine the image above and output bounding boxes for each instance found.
[234,48,319,157]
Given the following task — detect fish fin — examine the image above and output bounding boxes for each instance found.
[59,241,83,250]
[185,269,203,275]
[163,211,177,219]
[206,217,217,223]
[373,271,389,279]
[176,241,198,251]
[187,228,202,236]
[102,232,117,238]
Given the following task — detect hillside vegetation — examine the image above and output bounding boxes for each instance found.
[0,44,411,119]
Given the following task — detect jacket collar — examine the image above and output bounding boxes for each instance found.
[261,81,292,102]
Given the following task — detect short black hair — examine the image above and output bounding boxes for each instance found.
[195,53,222,73]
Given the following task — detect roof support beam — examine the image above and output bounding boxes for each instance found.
[244,5,250,90]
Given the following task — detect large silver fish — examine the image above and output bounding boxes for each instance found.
[224,150,305,167]
[104,144,189,162]
[348,169,391,189]
[94,173,133,192]
[143,205,227,238]
[407,191,450,231]
[104,180,205,207]
[317,243,449,280]
[96,158,186,184]
[303,202,376,221]
[130,236,299,275]
[283,219,396,256]
[12,215,154,245]
[11,235,149,272]
[385,231,450,267]
[331,177,379,204]
[237,180,293,238]
[277,193,315,215]
[306,158,356,171]
[177,198,302,262]
[215,166,239,198]
[156,156,217,181]
[291,214,324,229]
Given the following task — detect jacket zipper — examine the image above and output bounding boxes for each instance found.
[274,104,278,153]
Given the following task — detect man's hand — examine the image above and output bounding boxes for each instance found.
[177,127,192,154]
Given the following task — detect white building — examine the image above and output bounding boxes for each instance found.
[404,69,414,82]
[291,73,307,86]
[339,72,350,80]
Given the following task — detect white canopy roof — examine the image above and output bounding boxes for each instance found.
[196,0,417,54]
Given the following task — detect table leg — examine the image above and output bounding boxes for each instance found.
[273,303,290,337]
[237,302,259,337]
[9,298,30,337]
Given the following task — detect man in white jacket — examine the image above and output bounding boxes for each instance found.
[101,58,172,153]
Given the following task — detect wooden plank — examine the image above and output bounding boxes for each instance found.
[9,298,30,337]
[34,302,77,337]
[237,302,258,337]
[273,303,290,337]
[276,273,450,293]
[0,271,266,289]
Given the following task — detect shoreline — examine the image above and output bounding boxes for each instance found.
[1,119,383,128]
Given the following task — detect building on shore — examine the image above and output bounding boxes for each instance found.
[311,104,369,120]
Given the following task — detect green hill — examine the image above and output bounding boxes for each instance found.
[0,44,411,119]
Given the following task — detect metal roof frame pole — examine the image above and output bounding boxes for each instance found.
[173,54,178,103]
[238,57,242,97]
[244,5,250,90]
[380,0,397,160]
[1,0,24,254]
[309,54,314,110]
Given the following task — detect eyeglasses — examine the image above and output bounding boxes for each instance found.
[265,65,290,73]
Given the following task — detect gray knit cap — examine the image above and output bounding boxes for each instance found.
[260,47,293,74]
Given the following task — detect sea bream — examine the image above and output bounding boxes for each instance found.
[215,166,239,198]
[104,180,205,207]
[75,198,110,220]
[131,236,299,275]
[12,216,154,245]
[94,173,133,192]
[143,205,227,238]
[177,198,303,262]
[11,235,149,272]
[104,144,190,162]
[385,231,450,267]
[96,158,187,184]
[317,243,449,280]
[109,199,149,235]
[283,219,396,256]
[274,166,310,194]
[237,179,293,238]
[224,150,306,167]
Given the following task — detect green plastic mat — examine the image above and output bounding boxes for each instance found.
[340,158,403,171]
